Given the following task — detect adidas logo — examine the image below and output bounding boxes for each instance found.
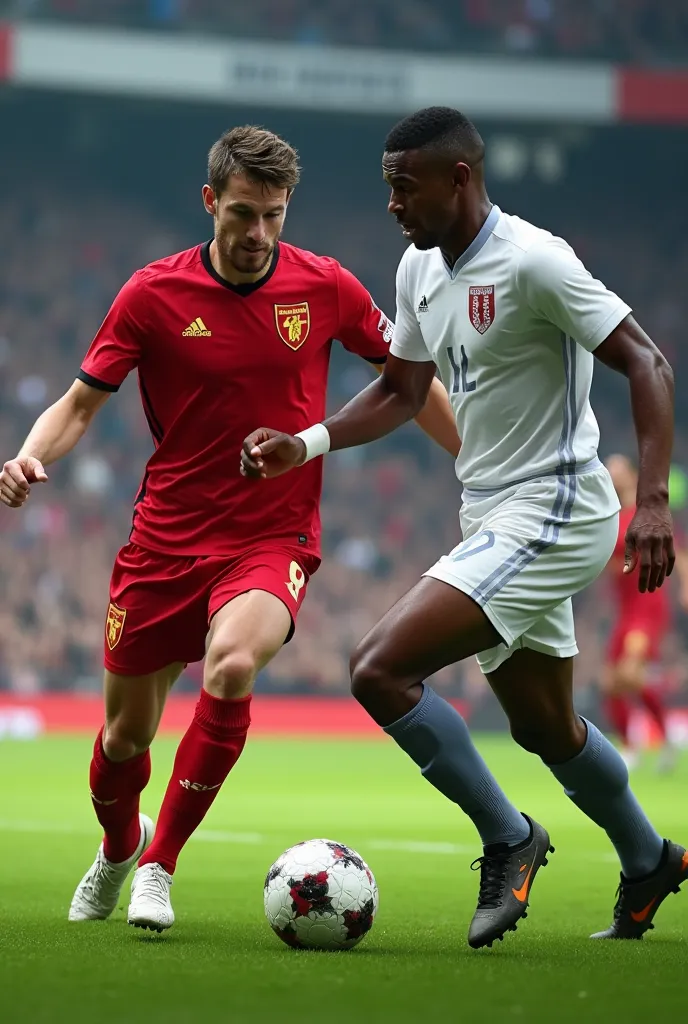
[182,317,212,337]
[417,295,429,313]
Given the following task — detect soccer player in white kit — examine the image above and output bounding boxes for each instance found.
[241,107,687,949]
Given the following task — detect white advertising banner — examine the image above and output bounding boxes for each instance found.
[12,23,616,122]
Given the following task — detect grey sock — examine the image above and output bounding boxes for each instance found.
[547,717,664,878]
[384,684,530,847]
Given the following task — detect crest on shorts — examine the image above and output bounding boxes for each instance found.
[274,302,310,350]
[468,285,495,335]
[105,602,126,651]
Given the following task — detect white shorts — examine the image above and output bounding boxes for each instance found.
[423,462,620,674]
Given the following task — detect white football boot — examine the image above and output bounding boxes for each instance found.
[68,813,154,921]
[127,862,175,933]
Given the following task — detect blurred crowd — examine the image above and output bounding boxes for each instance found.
[3,0,688,63]
[0,184,687,700]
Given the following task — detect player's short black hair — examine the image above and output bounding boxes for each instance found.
[384,107,485,165]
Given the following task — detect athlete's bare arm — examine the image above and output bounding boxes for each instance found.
[241,354,438,479]
[594,315,675,593]
[0,379,109,508]
[371,360,460,458]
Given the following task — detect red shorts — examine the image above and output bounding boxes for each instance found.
[104,542,320,675]
[608,617,666,664]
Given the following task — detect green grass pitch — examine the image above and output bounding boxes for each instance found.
[0,733,686,1023]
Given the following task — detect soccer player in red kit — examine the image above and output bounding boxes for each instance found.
[0,126,460,932]
[603,454,687,770]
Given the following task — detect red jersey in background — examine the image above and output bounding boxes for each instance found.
[608,505,670,661]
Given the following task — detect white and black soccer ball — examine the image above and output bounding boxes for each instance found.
[264,838,378,950]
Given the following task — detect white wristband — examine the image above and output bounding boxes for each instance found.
[295,423,331,463]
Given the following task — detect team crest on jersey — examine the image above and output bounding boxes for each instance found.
[105,603,126,651]
[468,285,495,335]
[275,302,311,350]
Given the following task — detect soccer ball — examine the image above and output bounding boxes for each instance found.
[264,838,378,950]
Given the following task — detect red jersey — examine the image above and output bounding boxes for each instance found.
[79,241,392,557]
[611,505,670,623]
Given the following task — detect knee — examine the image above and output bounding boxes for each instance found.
[349,642,392,708]
[510,715,585,763]
[205,646,257,699]
[509,720,547,756]
[103,719,155,761]
[350,636,425,726]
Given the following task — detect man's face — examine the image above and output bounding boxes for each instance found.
[203,173,288,275]
[383,149,466,251]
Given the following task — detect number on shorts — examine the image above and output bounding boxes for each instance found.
[449,530,495,561]
[286,560,306,602]
[448,345,476,394]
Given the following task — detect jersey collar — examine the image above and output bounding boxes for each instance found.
[443,205,501,280]
[200,240,280,295]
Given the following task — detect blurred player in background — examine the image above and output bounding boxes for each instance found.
[242,106,687,949]
[0,126,459,933]
[602,453,688,770]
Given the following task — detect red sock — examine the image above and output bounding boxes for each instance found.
[89,727,151,863]
[139,690,251,874]
[639,686,667,741]
[604,695,631,745]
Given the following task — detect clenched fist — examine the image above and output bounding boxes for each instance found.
[241,428,306,480]
[0,456,48,508]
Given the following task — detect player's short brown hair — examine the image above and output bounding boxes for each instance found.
[207,126,301,196]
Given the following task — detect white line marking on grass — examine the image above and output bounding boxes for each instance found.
[368,838,617,862]
[0,819,87,835]
[0,820,263,845]
[368,839,475,855]
[0,819,619,862]
[190,829,264,844]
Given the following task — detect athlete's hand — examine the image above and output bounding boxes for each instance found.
[623,499,675,593]
[0,456,48,508]
[241,429,306,480]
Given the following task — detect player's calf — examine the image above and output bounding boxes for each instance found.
[138,689,252,877]
[101,665,180,763]
[546,718,665,880]
[135,593,287,899]
[89,727,153,864]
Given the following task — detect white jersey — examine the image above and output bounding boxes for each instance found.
[390,206,631,494]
